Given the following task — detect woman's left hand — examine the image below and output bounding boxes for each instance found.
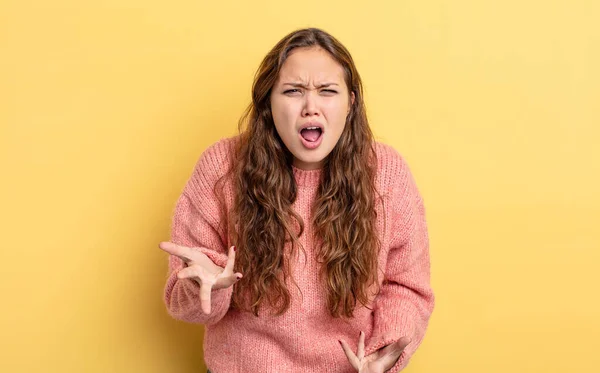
[339,332,410,373]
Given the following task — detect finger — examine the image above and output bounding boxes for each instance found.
[215,272,243,289]
[339,339,360,369]
[223,246,236,274]
[200,283,213,314]
[389,337,410,353]
[174,254,192,265]
[159,242,195,263]
[377,337,411,367]
[357,331,365,360]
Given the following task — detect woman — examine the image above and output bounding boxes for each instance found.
[159,27,434,373]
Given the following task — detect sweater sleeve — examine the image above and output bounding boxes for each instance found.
[365,155,435,372]
[163,141,234,325]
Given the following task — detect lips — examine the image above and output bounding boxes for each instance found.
[298,123,324,149]
[298,122,324,133]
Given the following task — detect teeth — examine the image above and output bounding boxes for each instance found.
[305,126,319,130]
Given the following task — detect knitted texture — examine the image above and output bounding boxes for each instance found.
[163,136,434,373]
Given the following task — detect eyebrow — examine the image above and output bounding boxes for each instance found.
[282,82,339,88]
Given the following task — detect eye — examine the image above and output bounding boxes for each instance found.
[321,89,338,94]
[284,89,301,95]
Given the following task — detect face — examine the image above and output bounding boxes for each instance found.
[270,47,355,170]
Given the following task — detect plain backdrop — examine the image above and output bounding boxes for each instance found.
[1,1,599,372]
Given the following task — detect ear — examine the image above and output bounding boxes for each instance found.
[348,91,356,115]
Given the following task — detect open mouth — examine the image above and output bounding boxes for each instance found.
[300,127,323,142]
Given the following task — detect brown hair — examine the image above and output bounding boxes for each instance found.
[219,28,382,318]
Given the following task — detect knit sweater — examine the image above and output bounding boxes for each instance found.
[163,135,434,373]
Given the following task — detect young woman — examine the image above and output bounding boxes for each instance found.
[159,27,435,373]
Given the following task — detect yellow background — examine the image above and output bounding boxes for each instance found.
[1,0,598,372]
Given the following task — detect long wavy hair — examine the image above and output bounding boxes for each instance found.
[217,28,382,318]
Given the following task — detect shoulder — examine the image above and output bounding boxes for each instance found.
[373,141,426,240]
[195,135,239,174]
[372,141,415,195]
[185,135,240,197]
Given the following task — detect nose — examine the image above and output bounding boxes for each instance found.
[301,90,320,117]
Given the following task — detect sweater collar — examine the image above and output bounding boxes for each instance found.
[292,164,322,187]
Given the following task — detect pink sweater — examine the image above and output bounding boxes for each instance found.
[163,136,434,373]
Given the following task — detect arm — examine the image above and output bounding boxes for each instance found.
[163,143,234,325]
[365,157,435,372]
[163,191,233,325]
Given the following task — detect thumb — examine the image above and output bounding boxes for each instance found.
[392,336,411,351]
[376,337,411,368]
[214,272,243,290]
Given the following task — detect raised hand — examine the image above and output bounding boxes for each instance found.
[339,332,410,373]
[158,242,242,314]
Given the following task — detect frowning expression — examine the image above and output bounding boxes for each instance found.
[270,47,355,170]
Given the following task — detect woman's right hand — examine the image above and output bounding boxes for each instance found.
[159,242,243,314]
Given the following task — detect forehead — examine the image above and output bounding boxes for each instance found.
[277,47,346,84]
